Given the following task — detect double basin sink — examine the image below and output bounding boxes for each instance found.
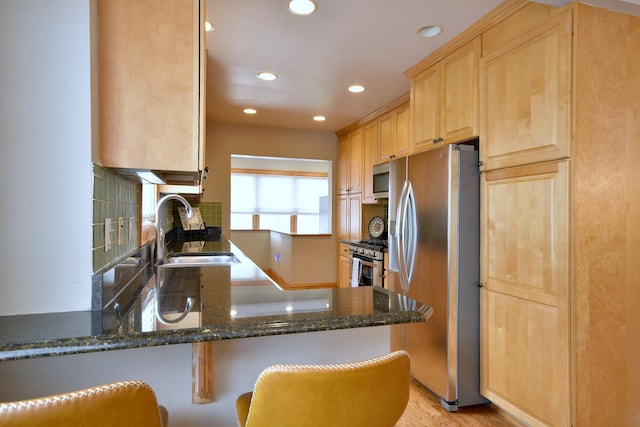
[155,252,241,268]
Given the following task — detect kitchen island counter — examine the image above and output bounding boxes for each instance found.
[0,239,430,361]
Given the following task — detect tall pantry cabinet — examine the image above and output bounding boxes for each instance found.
[479,2,640,426]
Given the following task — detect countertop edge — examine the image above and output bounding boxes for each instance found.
[0,310,430,361]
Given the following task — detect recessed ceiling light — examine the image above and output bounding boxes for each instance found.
[257,72,278,81]
[417,25,442,38]
[288,0,316,15]
[243,108,257,115]
[205,21,214,32]
[313,115,326,122]
[348,85,365,93]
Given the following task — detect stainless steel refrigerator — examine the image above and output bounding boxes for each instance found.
[388,143,488,411]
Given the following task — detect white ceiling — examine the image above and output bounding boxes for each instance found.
[204,0,639,133]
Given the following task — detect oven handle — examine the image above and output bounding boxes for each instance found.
[350,255,377,268]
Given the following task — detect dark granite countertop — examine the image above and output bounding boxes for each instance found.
[0,237,432,362]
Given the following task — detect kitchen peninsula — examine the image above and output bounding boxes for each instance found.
[0,239,429,361]
[0,238,430,426]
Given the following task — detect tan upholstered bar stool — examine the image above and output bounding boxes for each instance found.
[236,350,411,427]
[0,380,168,427]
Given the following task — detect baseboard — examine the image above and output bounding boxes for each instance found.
[263,269,337,290]
[491,404,529,427]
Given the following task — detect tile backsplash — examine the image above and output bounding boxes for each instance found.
[92,164,140,273]
[92,165,223,273]
[183,201,222,228]
[161,201,222,230]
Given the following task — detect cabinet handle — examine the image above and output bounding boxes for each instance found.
[478,282,484,288]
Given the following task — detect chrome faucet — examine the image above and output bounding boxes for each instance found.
[155,194,193,260]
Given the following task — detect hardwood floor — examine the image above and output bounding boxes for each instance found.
[396,378,522,427]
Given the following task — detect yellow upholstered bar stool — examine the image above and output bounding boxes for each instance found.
[0,380,168,427]
[236,350,411,427]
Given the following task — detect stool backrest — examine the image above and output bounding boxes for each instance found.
[238,350,411,427]
[0,380,165,427]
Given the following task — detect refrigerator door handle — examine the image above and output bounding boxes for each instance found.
[396,180,409,293]
[404,183,417,287]
[397,181,417,293]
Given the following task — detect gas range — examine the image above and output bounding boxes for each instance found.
[347,240,387,261]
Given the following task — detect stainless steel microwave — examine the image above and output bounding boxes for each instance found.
[372,162,389,199]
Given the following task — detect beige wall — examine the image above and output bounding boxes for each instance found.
[230,230,272,268]
[203,122,339,237]
[287,234,336,285]
[204,122,339,285]
[231,230,337,286]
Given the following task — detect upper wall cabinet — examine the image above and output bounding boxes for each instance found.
[98,0,206,179]
[362,121,379,204]
[408,36,480,154]
[337,129,363,195]
[378,102,410,162]
[480,8,571,171]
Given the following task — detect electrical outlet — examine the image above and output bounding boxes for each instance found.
[118,217,124,245]
[105,218,112,252]
[129,217,136,242]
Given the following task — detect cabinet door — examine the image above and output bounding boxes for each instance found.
[349,128,363,194]
[480,10,571,171]
[337,134,350,194]
[337,193,362,241]
[348,193,362,241]
[394,103,410,158]
[441,36,480,144]
[99,0,204,173]
[410,65,440,152]
[378,111,395,162]
[480,161,570,427]
[337,194,349,240]
[362,121,379,204]
[338,255,352,288]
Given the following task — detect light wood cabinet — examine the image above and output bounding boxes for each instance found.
[362,121,379,204]
[570,5,640,426]
[337,193,362,241]
[348,129,363,194]
[337,134,350,194]
[338,243,352,288]
[409,64,439,152]
[98,0,206,179]
[395,104,410,158]
[378,103,410,162]
[480,161,570,427]
[478,3,640,426]
[409,37,480,154]
[480,8,571,171]
[338,129,363,195]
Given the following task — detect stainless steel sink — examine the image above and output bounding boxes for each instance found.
[156,252,241,267]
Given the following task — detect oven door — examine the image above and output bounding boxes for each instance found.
[351,254,383,287]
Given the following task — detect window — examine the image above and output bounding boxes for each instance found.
[141,183,157,222]
[230,164,330,234]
